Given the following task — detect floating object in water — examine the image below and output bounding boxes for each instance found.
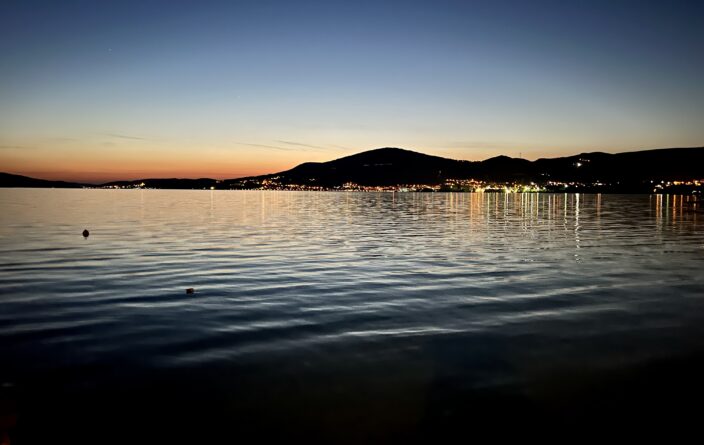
[82,229,90,238]
[186,288,195,294]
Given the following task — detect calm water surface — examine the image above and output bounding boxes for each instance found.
[1,189,703,441]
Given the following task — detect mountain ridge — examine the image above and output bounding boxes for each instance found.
[1,146,703,192]
[233,146,704,189]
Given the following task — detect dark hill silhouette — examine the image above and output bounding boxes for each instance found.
[532,147,704,182]
[229,147,544,187]
[229,146,704,187]
[264,147,466,186]
[2,146,703,190]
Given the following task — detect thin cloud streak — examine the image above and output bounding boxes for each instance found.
[234,142,297,151]
[330,144,354,151]
[0,145,35,150]
[276,140,335,151]
[103,133,151,141]
[43,137,78,143]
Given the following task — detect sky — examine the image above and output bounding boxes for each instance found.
[1,0,703,182]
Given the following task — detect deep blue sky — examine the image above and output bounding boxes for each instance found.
[1,0,703,181]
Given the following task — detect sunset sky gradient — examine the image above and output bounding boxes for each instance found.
[1,0,703,182]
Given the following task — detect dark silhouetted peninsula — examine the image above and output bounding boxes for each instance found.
[0,172,87,188]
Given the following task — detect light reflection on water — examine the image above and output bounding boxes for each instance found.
[0,189,703,440]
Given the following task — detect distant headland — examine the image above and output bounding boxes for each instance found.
[2,146,703,194]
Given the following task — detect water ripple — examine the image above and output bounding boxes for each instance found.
[1,190,704,427]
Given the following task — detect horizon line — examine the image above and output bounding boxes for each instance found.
[4,144,703,184]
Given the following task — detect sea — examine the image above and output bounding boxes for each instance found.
[1,189,703,442]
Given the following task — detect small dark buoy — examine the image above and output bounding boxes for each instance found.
[186,288,195,294]
[82,229,90,238]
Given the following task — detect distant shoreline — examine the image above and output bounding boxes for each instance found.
[1,186,702,196]
[2,145,703,194]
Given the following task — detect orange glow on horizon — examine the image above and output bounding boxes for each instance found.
[0,155,302,183]
[0,143,330,183]
[1,164,294,184]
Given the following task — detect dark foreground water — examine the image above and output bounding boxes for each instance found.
[1,189,703,442]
